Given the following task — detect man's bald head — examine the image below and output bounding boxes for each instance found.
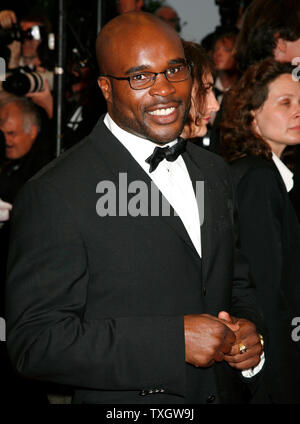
[96,11,191,144]
[96,12,181,74]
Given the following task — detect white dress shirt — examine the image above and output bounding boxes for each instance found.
[272,152,294,192]
[104,113,202,257]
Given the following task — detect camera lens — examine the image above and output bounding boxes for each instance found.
[3,72,44,95]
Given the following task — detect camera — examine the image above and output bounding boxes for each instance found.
[0,23,44,46]
[2,69,54,95]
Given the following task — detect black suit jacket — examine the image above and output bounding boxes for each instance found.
[5,117,264,404]
[230,156,300,404]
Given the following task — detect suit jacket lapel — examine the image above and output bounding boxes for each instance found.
[183,143,214,280]
[89,118,199,259]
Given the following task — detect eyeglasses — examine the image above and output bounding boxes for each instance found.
[99,62,193,90]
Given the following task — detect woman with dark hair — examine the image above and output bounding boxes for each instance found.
[181,40,219,140]
[235,0,300,72]
[221,58,300,403]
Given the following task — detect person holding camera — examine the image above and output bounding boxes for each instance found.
[0,9,54,119]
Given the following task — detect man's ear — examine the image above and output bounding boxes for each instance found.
[250,110,261,136]
[98,76,112,103]
[250,110,256,125]
[30,124,38,143]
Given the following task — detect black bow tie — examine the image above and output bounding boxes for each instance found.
[145,138,187,173]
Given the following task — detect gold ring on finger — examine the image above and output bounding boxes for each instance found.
[238,342,247,354]
[258,333,264,349]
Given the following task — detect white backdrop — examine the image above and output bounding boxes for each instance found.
[166,0,220,43]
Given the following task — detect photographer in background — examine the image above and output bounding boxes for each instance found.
[0,92,54,203]
[0,92,54,404]
[0,9,54,119]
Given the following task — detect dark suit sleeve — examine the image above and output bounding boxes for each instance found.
[233,167,283,323]
[210,162,264,332]
[5,179,186,395]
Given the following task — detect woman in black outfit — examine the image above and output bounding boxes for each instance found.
[221,59,300,403]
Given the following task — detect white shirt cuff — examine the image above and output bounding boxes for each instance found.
[241,352,265,378]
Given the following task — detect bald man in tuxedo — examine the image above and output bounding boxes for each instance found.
[5,12,264,404]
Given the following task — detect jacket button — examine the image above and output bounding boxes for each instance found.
[206,394,216,403]
[139,390,148,396]
[203,287,206,296]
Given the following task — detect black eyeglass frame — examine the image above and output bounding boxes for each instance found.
[99,62,194,90]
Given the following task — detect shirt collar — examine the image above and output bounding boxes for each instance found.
[272,152,294,192]
[104,113,178,171]
[215,77,224,92]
